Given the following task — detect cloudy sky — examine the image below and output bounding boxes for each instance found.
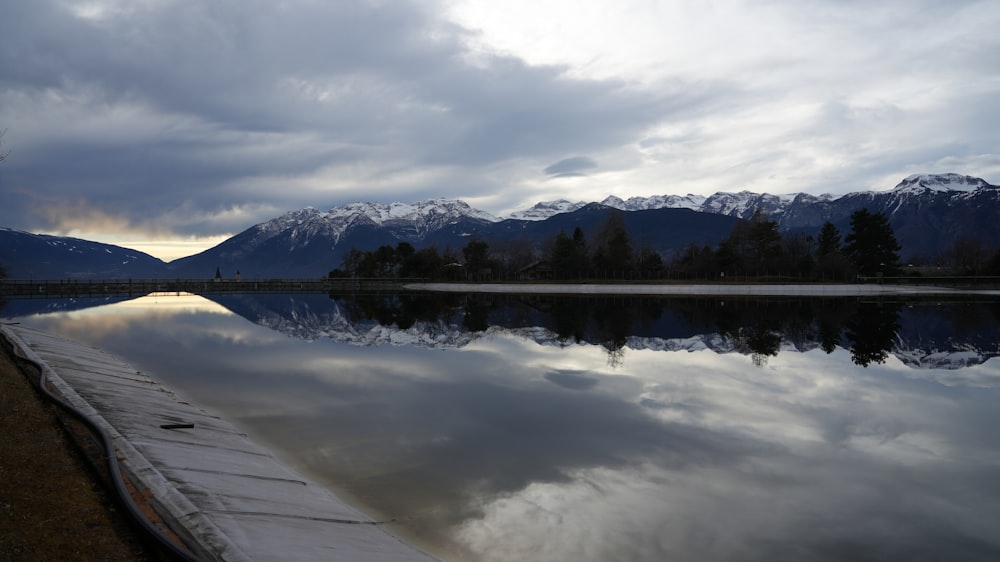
[2,0,998,260]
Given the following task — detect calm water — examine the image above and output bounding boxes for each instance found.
[4,292,1000,561]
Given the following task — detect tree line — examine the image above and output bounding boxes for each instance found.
[674,208,908,281]
[331,208,1000,282]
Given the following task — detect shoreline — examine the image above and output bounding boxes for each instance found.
[404,282,1000,296]
[0,324,439,562]
[0,331,153,560]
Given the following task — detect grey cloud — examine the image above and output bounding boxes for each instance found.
[544,156,598,177]
[3,0,998,243]
[0,0,700,237]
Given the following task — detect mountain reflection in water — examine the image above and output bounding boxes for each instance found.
[3,292,1000,561]
[206,292,1000,370]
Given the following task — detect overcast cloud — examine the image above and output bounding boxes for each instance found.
[1,0,998,259]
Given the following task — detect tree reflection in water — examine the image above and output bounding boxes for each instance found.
[7,290,1000,561]
[322,292,1000,368]
[845,302,903,366]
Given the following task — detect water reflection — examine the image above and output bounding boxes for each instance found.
[845,302,902,367]
[3,293,1000,561]
[205,292,1000,369]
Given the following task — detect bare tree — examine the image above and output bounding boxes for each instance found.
[950,237,991,275]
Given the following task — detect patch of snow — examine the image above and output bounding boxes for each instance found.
[892,173,991,194]
[601,193,708,212]
[508,199,588,221]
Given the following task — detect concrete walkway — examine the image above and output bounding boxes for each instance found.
[1,325,437,562]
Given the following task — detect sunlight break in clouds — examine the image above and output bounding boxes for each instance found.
[32,198,234,261]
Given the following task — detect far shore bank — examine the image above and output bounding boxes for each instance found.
[404,282,1000,297]
[4,278,1000,299]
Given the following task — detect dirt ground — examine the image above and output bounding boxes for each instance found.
[0,337,153,561]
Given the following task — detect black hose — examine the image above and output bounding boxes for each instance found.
[4,332,203,562]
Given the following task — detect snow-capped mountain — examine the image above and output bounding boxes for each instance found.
[501,173,1000,259]
[507,199,588,221]
[168,198,502,278]
[250,199,500,250]
[699,191,792,219]
[507,192,772,222]
[507,173,995,222]
[326,199,499,230]
[891,173,992,194]
[601,193,708,213]
[167,197,741,278]
[5,173,997,279]
[145,172,1000,278]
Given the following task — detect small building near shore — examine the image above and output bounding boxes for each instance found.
[517,260,555,281]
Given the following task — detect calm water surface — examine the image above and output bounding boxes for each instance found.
[4,293,1000,561]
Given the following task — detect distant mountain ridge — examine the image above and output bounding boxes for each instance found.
[167,203,738,278]
[0,227,166,279]
[167,199,504,278]
[509,173,1000,263]
[509,173,995,222]
[168,172,996,277]
[1,173,998,279]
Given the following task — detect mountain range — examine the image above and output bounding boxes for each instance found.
[2,173,998,279]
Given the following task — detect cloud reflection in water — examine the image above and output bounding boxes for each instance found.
[5,294,1000,561]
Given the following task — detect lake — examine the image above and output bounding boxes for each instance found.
[3,292,1000,561]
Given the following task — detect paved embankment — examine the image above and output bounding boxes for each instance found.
[0,325,437,562]
[405,282,1000,296]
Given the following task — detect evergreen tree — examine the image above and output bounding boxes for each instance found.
[718,209,781,275]
[592,210,633,273]
[636,247,664,276]
[747,211,782,274]
[373,244,398,276]
[395,242,415,263]
[462,239,492,280]
[815,221,850,280]
[780,233,815,276]
[987,248,1000,276]
[340,248,364,277]
[817,222,842,257]
[550,229,577,277]
[356,251,379,277]
[675,244,716,278]
[551,228,579,279]
[844,209,901,277]
[571,227,589,274]
[399,247,444,278]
